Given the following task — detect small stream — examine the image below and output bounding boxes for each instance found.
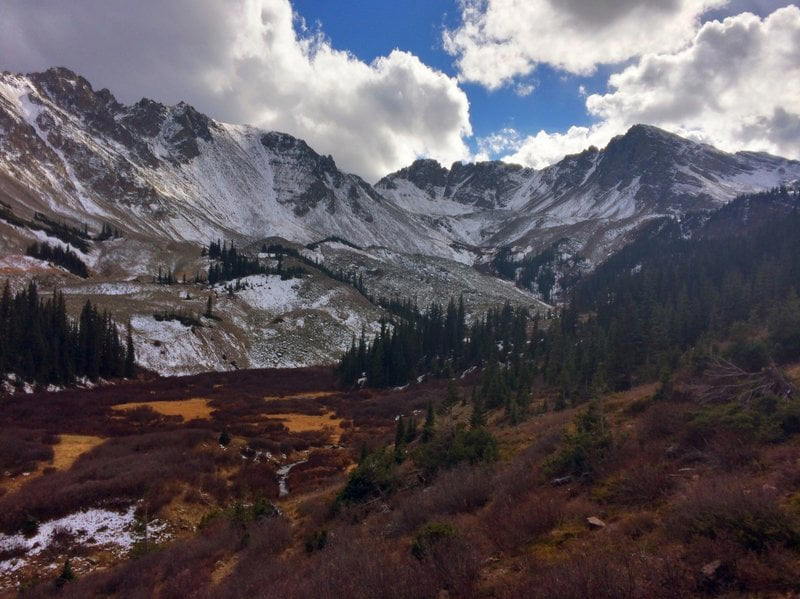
[276,459,308,497]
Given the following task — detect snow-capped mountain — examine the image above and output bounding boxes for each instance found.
[2,66,799,375]
[2,67,798,269]
[377,124,800,263]
[0,67,463,260]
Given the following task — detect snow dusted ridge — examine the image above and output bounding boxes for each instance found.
[0,67,464,261]
[377,125,800,264]
[2,67,798,271]
[1,67,799,373]
[58,273,386,377]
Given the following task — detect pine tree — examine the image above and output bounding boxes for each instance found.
[204,294,214,319]
[506,394,520,425]
[124,322,136,378]
[470,393,486,429]
[443,378,460,411]
[394,416,406,463]
[404,417,418,443]
[422,401,435,442]
[55,558,75,588]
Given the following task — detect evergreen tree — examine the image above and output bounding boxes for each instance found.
[394,416,406,463]
[470,392,486,429]
[422,401,435,442]
[404,417,418,443]
[0,282,129,386]
[124,322,136,378]
[55,558,75,588]
[443,378,460,411]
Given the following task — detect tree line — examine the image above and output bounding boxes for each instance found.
[0,281,134,386]
[537,188,800,400]
[337,297,533,388]
[339,188,800,415]
[26,242,88,278]
[205,240,305,285]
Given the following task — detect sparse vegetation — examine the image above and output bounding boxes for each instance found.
[3,190,800,597]
[153,309,203,328]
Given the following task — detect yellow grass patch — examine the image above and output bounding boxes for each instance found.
[112,398,214,421]
[2,434,105,494]
[52,434,105,470]
[266,411,345,443]
[210,555,240,586]
[263,391,338,402]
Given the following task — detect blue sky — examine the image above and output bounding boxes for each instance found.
[292,0,607,153]
[290,0,794,167]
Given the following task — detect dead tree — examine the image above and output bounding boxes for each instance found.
[691,356,797,406]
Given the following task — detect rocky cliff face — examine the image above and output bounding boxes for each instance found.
[3,67,798,268]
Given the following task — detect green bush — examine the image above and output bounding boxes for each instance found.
[544,402,611,479]
[689,394,800,443]
[769,296,800,363]
[413,426,498,476]
[335,448,396,506]
[726,339,771,372]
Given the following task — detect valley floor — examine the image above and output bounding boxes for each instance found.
[1,363,800,597]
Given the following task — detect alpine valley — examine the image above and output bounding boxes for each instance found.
[1,67,799,376]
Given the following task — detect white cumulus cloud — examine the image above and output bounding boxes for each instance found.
[444,0,727,89]
[502,6,800,168]
[0,0,472,181]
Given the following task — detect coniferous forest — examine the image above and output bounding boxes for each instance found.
[0,281,134,385]
[26,241,89,278]
[205,240,305,285]
[340,189,800,407]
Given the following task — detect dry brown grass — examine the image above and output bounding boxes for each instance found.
[264,391,338,402]
[785,362,800,386]
[210,554,240,586]
[605,382,659,414]
[266,411,345,443]
[52,434,105,469]
[111,398,214,421]
[1,433,105,494]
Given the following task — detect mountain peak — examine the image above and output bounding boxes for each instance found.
[612,123,687,148]
[377,158,448,191]
[28,66,123,115]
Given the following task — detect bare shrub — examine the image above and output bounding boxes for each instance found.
[0,429,215,532]
[390,464,493,536]
[230,462,279,499]
[668,477,800,551]
[0,428,54,475]
[639,401,688,439]
[498,545,692,599]
[417,531,481,597]
[608,462,675,506]
[481,489,564,553]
